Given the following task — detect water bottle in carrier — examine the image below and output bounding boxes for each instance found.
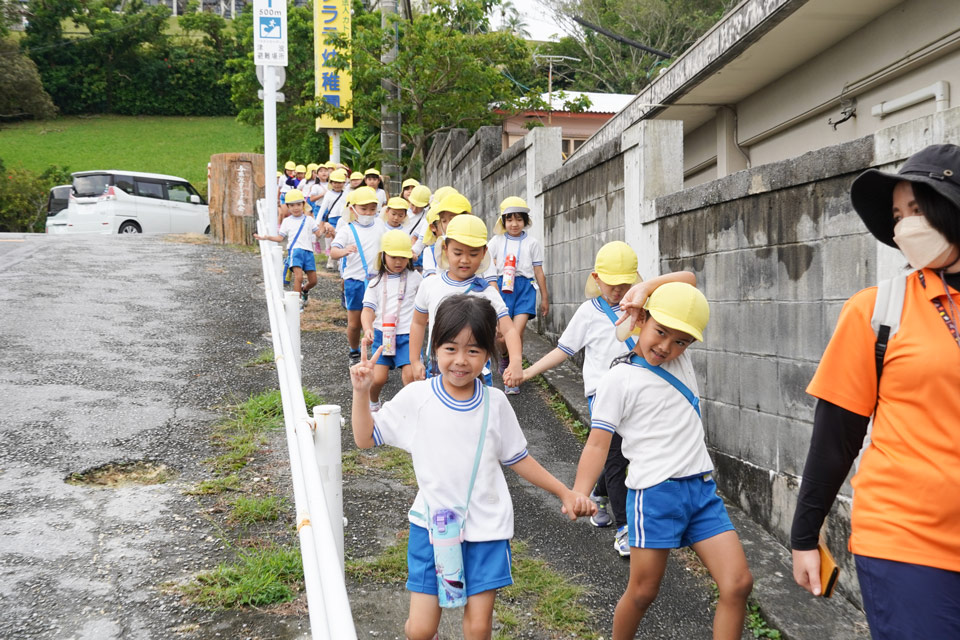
[430,509,466,608]
[382,312,398,356]
[501,254,517,293]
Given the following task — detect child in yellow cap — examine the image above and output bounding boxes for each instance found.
[409,211,524,388]
[253,189,324,311]
[331,186,387,364]
[418,190,469,278]
[406,185,432,271]
[359,230,424,411]
[347,171,364,193]
[400,178,420,201]
[363,168,388,209]
[318,168,349,269]
[485,196,549,394]
[523,241,695,553]
[382,196,410,232]
[571,282,753,640]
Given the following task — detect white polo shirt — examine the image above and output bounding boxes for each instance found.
[332,219,385,281]
[319,189,347,222]
[362,270,423,333]
[278,214,319,252]
[486,231,543,280]
[557,298,632,398]
[421,242,440,277]
[414,270,509,344]
[373,378,529,541]
[590,351,712,490]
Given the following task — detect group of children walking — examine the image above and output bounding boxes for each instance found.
[257,161,753,640]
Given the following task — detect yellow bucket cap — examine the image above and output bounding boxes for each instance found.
[307,162,319,172]
[434,193,472,215]
[329,169,347,182]
[643,282,709,342]
[324,161,337,169]
[584,241,641,298]
[295,164,307,173]
[377,230,414,270]
[409,184,431,208]
[284,160,296,171]
[430,185,457,206]
[283,189,305,204]
[386,196,410,210]
[351,186,379,206]
[345,190,356,205]
[402,178,420,189]
[364,168,380,177]
[349,171,364,181]
[494,196,531,234]
[439,214,491,272]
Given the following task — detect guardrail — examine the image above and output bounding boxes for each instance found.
[254,199,358,640]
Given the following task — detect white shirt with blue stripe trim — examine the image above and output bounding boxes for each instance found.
[332,218,385,281]
[485,231,544,280]
[362,271,423,332]
[557,298,633,398]
[372,378,529,541]
[590,351,712,491]
[414,270,510,348]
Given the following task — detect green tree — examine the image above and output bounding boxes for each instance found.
[0,160,71,232]
[0,36,57,120]
[314,0,532,175]
[540,0,735,94]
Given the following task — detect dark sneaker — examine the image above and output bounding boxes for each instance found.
[589,495,612,528]
[348,350,361,366]
[301,289,309,307]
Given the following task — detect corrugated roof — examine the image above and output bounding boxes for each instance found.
[539,91,636,114]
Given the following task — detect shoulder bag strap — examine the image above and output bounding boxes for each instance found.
[461,387,490,523]
[597,297,636,350]
[628,354,700,417]
[348,222,370,280]
[322,191,344,222]
[870,274,908,383]
[288,217,307,252]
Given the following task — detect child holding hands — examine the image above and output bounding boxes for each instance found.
[571,283,753,640]
[350,294,595,640]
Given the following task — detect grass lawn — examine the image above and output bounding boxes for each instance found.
[0,115,261,195]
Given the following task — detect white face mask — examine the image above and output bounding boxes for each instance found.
[356,214,376,226]
[893,216,955,269]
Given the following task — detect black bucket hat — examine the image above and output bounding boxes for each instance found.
[850,144,960,247]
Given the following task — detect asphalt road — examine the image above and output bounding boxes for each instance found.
[0,232,746,639]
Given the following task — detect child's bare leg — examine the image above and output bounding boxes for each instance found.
[462,589,495,640]
[304,270,318,293]
[612,548,669,640]
[400,364,415,386]
[690,531,753,640]
[513,314,530,363]
[369,365,389,404]
[292,267,304,293]
[404,592,441,640]
[346,310,362,350]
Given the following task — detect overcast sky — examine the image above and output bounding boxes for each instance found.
[489,1,572,42]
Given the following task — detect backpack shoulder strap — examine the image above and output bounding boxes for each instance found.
[870,273,908,382]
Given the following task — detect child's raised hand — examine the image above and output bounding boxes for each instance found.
[349,345,383,391]
[616,282,653,331]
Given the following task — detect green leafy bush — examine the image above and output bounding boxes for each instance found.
[0,160,71,232]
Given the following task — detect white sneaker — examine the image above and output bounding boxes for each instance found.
[614,525,630,557]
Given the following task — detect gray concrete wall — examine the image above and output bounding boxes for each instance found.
[423,129,470,191]
[481,140,527,231]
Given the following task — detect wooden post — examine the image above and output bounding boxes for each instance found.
[208,152,266,245]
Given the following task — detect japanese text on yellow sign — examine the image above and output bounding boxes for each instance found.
[315,0,352,130]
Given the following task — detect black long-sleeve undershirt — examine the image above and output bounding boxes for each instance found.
[790,399,869,550]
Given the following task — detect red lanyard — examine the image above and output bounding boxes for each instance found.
[918,270,960,349]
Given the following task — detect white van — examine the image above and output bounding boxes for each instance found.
[47,170,211,235]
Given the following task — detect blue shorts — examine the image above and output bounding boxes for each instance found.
[406,523,513,597]
[371,330,411,370]
[326,215,341,228]
[288,248,316,272]
[856,555,960,639]
[497,275,537,318]
[342,278,366,311]
[626,474,734,549]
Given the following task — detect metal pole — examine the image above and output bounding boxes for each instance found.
[264,66,279,236]
[330,131,341,164]
[313,405,345,569]
[284,291,302,378]
[547,59,553,125]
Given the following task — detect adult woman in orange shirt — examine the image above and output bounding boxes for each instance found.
[791,144,960,639]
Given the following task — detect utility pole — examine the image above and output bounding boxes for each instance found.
[533,54,580,125]
[381,0,402,193]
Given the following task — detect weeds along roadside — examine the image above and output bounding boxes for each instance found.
[171,386,324,610]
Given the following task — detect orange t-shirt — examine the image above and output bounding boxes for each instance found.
[807,269,960,572]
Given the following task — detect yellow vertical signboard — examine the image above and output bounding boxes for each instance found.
[314,0,353,129]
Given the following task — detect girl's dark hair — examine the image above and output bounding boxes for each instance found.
[501,210,530,227]
[431,294,497,360]
[369,251,414,287]
[365,173,388,198]
[913,182,960,247]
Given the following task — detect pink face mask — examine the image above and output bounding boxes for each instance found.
[893,216,955,269]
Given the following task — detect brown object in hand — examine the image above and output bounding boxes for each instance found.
[818,540,839,598]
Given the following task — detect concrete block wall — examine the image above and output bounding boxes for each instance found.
[423,129,470,189]
[481,140,527,231]
[447,126,502,221]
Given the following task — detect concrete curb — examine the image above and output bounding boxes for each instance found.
[522,330,871,640]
